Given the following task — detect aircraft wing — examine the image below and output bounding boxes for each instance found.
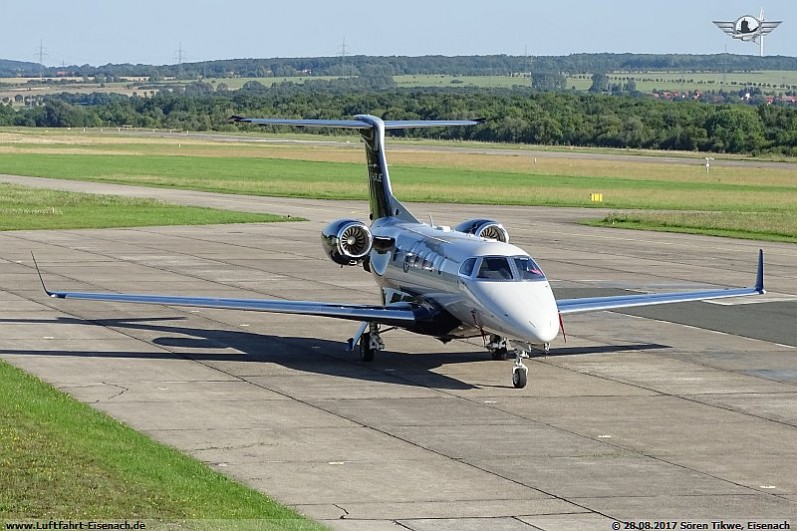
[41,288,418,327]
[33,257,417,327]
[557,250,765,315]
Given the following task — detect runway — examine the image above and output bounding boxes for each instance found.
[1,176,796,530]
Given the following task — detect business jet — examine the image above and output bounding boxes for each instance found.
[36,115,765,388]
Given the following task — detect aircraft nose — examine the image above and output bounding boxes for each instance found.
[467,281,559,345]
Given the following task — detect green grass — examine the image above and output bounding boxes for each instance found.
[0,152,793,212]
[0,183,296,231]
[607,70,797,93]
[198,77,340,89]
[1,131,795,243]
[393,74,528,88]
[0,360,322,527]
[395,71,797,94]
[585,211,797,243]
[5,71,796,106]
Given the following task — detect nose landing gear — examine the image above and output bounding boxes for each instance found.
[511,346,530,388]
[510,343,549,388]
[512,362,528,388]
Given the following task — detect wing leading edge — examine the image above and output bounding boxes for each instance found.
[32,255,416,327]
[557,250,765,315]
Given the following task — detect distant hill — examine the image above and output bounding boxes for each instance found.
[3,53,797,79]
[0,59,44,77]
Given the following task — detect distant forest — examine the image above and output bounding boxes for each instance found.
[3,54,797,155]
[3,80,796,156]
[3,53,797,78]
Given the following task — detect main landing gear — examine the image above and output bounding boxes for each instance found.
[358,322,384,362]
[487,334,508,360]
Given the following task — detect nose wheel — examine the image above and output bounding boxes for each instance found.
[511,345,531,388]
[512,364,528,388]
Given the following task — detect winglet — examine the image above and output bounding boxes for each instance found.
[31,252,59,298]
[756,249,765,294]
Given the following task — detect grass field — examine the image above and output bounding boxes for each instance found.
[1,127,795,241]
[0,360,322,528]
[615,70,797,91]
[6,70,796,105]
[585,210,797,243]
[393,74,528,88]
[396,71,797,93]
[2,151,794,211]
[0,183,294,231]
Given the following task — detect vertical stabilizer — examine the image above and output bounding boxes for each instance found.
[231,115,482,223]
[353,115,416,222]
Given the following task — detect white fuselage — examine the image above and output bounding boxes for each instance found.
[368,219,560,347]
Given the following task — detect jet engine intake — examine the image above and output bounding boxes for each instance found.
[454,219,509,243]
[321,219,374,266]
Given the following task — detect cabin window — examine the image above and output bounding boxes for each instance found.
[433,255,444,274]
[459,258,477,277]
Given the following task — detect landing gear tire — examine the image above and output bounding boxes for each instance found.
[490,347,508,360]
[512,366,528,388]
[360,332,375,362]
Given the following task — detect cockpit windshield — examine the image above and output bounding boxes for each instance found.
[513,257,546,281]
[460,255,546,282]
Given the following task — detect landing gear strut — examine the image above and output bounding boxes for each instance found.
[487,334,508,360]
[509,342,548,388]
[359,322,384,362]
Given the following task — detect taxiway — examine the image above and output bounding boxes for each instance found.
[1,175,796,530]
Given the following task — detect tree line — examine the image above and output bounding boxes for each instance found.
[2,82,796,155]
[5,53,797,79]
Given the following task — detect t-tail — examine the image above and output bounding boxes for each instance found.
[231,115,483,222]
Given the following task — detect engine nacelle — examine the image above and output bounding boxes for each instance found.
[454,219,510,243]
[321,219,374,266]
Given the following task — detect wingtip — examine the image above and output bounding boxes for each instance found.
[30,252,54,297]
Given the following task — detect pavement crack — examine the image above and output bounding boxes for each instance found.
[196,442,271,452]
[103,382,129,401]
[333,504,349,519]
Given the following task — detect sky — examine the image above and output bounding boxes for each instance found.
[3,0,796,66]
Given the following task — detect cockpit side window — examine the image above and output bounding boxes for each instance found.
[514,257,546,281]
[459,257,477,277]
[477,257,513,281]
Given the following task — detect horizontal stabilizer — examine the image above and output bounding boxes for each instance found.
[231,114,483,222]
[230,116,484,130]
